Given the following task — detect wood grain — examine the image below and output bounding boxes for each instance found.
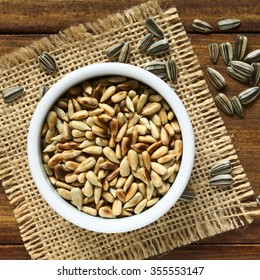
[0,0,260,260]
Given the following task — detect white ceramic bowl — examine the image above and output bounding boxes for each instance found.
[27,62,195,233]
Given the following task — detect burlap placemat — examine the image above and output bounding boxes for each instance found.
[0,0,258,260]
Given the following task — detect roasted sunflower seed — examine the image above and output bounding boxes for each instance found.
[192,19,213,33]
[179,190,194,202]
[230,96,244,117]
[238,87,260,105]
[147,39,169,55]
[2,86,24,103]
[233,35,248,61]
[118,42,130,63]
[210,159,232,176]
[208,43,219,64]
[214,93,233,115]
[244,49,260,64]
[145,17,164,38]
[230,60,254,77]
[38,52,57,74]
[206,67,226,89]
[106,42,124,58]
[137,33,154,52]
[227,66,249,83]
[250,62,260,86]
[220,42,233,65]
[166,59,179,83]
[208,174,233,186]
[218,19,241,30]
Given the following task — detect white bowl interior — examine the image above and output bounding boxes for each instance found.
[27,62,195,233]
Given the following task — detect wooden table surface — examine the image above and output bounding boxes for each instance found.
[0,0,260,260]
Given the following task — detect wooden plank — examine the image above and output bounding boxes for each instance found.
[0,34,44,54]
[0,0,259,34]
[152,244,260,260]
[0,186,24,244]
[1,244,260,260]
[0,245,30,260]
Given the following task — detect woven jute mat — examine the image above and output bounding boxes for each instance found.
[0,0,258,260]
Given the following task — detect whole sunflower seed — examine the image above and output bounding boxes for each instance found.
[192,19,213,33]
[106,42,124,58]
[238,87,260,105]
[2,86,24,103]
[244,49,260,64]
[230,96,244,117]
[144,63,167,80]
[214,93,233,115]
[118,42,130,63]
[179,190,194,202]
[166,59,179,83]
[230,61,254,77]
[39,84,49,99]
[144,61,166,75]
[208,43,219,64]
[256,195,260,206]
[218,19,241,30]
[38,52,57,74]
[147,39,169,55]
[227,66,249,83]
[145,17,164,38]
[250,62,260,86]
[233,35,248,61]
[208,174,233,186]
[220,42,233,65]
[210,159,232,176]
[137,33,154,52]
[206,67,226,89]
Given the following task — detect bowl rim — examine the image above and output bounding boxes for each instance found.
[27,62,195,233]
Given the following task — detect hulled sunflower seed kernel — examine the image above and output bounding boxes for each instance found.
[41,75,183,218]
[38,52,57,74]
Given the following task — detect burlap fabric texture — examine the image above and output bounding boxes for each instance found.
[0,0,257,259]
